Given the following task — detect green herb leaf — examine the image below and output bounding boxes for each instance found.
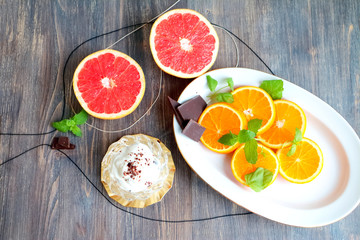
[293,128,303,143]
[237,130,256,143]
[72,109,88,125]
[218,131,238,146]
[207,75,218,92]
[245,167,274,192]
[244,139,258,164]
[260,80,284,100]
[216,92,234,103]
[226,78,234,91]
[247,119,263,135]
[65,119,76,127]
[51,109,88,137]
[52,120,71,133]
[287,128,303,156]
[287,144,297,157]
[260,146,266,157]
[70,125,82,137]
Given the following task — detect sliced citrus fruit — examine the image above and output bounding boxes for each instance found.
[73,49,145,119]
[198,103,246,153]
[231,143,279,186]
[257,99,306,149]
[230,86,275,134]
[149,9,219,78]
[276,138,323,184]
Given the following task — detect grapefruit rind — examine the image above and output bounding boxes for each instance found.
[149,9,219,79]
[72,49,145,120]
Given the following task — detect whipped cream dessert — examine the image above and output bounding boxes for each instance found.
[109,142,160,193]
[101,134,175,207]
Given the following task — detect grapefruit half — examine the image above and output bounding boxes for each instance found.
[73,49,145,119]
[149,9,219,78]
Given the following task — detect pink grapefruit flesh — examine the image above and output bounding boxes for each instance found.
[150,9,219,78]
[73,49,145,119]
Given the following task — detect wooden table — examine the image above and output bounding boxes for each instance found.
[1,0,359,239]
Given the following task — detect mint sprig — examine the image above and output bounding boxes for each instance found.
[260,80,284,100]
[52,109,88,137]
[218,119,263,164]
[287,128,302,156]
[245,167,274,192]
[206,75,234,103]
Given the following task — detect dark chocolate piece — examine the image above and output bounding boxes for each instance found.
[167,96,185,129]
[51,137,75,150]
[51,137,59,149]
[182,119,206,142]
[58,136,70,148]
[177,95,207,122]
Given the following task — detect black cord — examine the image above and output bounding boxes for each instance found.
[0,144,50,167]
[0,144,253,222]
[211,23,275,75]
[0,21,278,222]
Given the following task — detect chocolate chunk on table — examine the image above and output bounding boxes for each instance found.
[167,96,185,128]
[51,137,76,150]
[58,136,70,148]
[177,95,207,122]
[182,119,206,142]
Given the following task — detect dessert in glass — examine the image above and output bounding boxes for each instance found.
[101,134,175,208]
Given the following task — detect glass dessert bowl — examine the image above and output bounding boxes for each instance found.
[101,134,175,208]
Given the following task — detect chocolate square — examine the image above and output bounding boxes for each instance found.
[182,119,206,142]
[177,95,207,122]
[167,96,185,129]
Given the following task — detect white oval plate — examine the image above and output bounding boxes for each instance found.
[173,68,360,227]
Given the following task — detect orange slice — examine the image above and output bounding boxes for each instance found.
[198,103,246,153]
[257,100,306,149]
[231,143,279,186]
[73,49,145,119]
[149,9,219,78]
[230,86,275,135]
[276,138,323,183]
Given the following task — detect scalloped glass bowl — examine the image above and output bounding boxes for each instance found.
[101,134,175,208]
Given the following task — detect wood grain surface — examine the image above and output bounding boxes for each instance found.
[0,0,359,239]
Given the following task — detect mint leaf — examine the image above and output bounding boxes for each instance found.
[260,80,284,100]
[287,144,297,157]
[245,167,274,192]
[287,128,303,156]
[293,128,303,143]
[65,119,76,127]
[247,119,263,135]
[218,131,238,146]
[216,92,234,103]
[52,120,70,133]
[207,75,218,92]
[72,109,88,125]
[260,146,266,157]
[51,109,88,137]
[237,130,256,143]
[244,139,258,164]
[226,78,234,91]
[70,125,82,137]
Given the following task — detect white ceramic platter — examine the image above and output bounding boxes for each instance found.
[173,68,360,227]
